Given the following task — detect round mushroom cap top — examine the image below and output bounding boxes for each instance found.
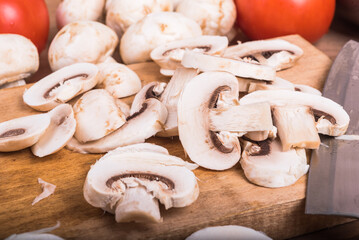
[120,12,202,64]
[0,34,39,86]
[48,20,118,71]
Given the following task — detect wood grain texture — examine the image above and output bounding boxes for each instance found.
[0,35,354,240]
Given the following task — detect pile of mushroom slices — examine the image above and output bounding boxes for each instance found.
[84,143,199,223]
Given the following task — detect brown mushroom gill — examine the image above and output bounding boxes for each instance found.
[43,74,89,98]
[145,85,162,99]
[0,128,26,138]
[126,103,148,121]
[162,45,211,56]
[242,136,271,156]
[312,109,336,125]
[106,172,175,190]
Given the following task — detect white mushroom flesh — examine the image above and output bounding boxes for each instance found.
[32,178,56,206]
[4,222,64,240]
[115,99,131,118]
[0,80,26,90]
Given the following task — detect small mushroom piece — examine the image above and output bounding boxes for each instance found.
[272,105,320,151]
[294,84,322,95]
[178,71,241,170]
[105,0,173,39]
[120,12,202,64]
[23,63,100,111]
[181,51,276,81]
[115,99,131,118]
[66,98,168,153]
[4,222,64,240]
[106,143,169,157]
[83,146,199,223]
[0,114,50,152]
[56,0,106,29]
[0,34,39,86]
[239,90,350,136]
[48,21,118,71]
[150,35,228,76]
[186,225,272,240]
[97,62,142,98]
[0,80,26,90]
[176,0,237,36]
[223,39,303,71]
[73,89,127,143]
[241,138,309,188]
[31,104,76,157]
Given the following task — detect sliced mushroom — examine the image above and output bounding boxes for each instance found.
[73,89,127,143]
[97,62,142,98]
[48,20,118,71]
[31,104,76,157]
[0,34,39,86]
[176,0,237,36]
[241,138,309,188]
[23,63,100,111]
[115,99,130,118]
[294,84,322,95]
[223,39,303,71]
[186,225,272,240]
[239,90,350,136]
[0,79,26,90]
[120,12,202,64]
[181,51,276,81]
[66,98,168,153]
[83,146,199,223]
[150,36,228,76]
[105,143,169,157]
[0,114,50,152]
[56,0,106,29]
[4,222,64,240]
[105,0,173,39]
[157,68,198,137]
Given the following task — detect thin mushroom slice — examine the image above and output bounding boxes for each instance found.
[23,63,100,111]
[178,71,241,170]
[0,114,50,152]
[150,36,228,76]
[115,99,130,118]
[83,149,199,223]
[4,222,64,240]
[181,51,276,81]
[105,143,170,157]
[0,34,39,86]
[239,90,350,136]
[0,79,26,90]
[223,39,303,71]
[294,84,322,95]
[31,104,76,157]
[241,138,309,188]
[66,98,168,153]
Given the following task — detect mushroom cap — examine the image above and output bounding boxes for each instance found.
[176,0,237,36]
[239,90,350,136]
[0,34,39,86]
[48,20,118,71]
[178,71,241,170]
[105,0,173,39]
[23,63,100,111]
[0,114,50,152]
[56,0,106,29]
[31,104,76,157]
[73,89,127,143]
[120,12,202,64]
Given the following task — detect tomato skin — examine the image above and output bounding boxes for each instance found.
[234,0,335,43]
[0,0,50,53]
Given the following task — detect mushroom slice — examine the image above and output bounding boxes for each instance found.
[150,36,228,76]
[4,222,64,240]
[240,90,350,136]
[115,99,130,118]
[31,104,76,157]
[32,178,56,206]
[178,71,241,170]
[0,114,50,152]
[120,12,202,64]
[48,20,118,71]
[294,84,322,95]
[97,62,141,98]
[0,79,26,89]
[244,126,278,142]
[241,138,309,188]
[223,39,303,71]
[186,225,272,240]
[181,51,276,81]
[130,82,167,115]
[248,77,295,93]
[73,89,127,143]
[106,143,170,157]
[157,68,198,137]
[0,34,39,86]
[83,149,199,223]
[23,63,99,111]
[67,98,168,153]
[272,105,320,151]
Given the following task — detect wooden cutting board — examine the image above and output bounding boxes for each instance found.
[0,35,353,240]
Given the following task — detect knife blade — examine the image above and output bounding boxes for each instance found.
[305,40,359,217]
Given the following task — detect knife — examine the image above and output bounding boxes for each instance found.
[305,40,359,217]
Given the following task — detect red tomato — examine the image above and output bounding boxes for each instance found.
[234,0,335,43]
[0,0,50,53]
